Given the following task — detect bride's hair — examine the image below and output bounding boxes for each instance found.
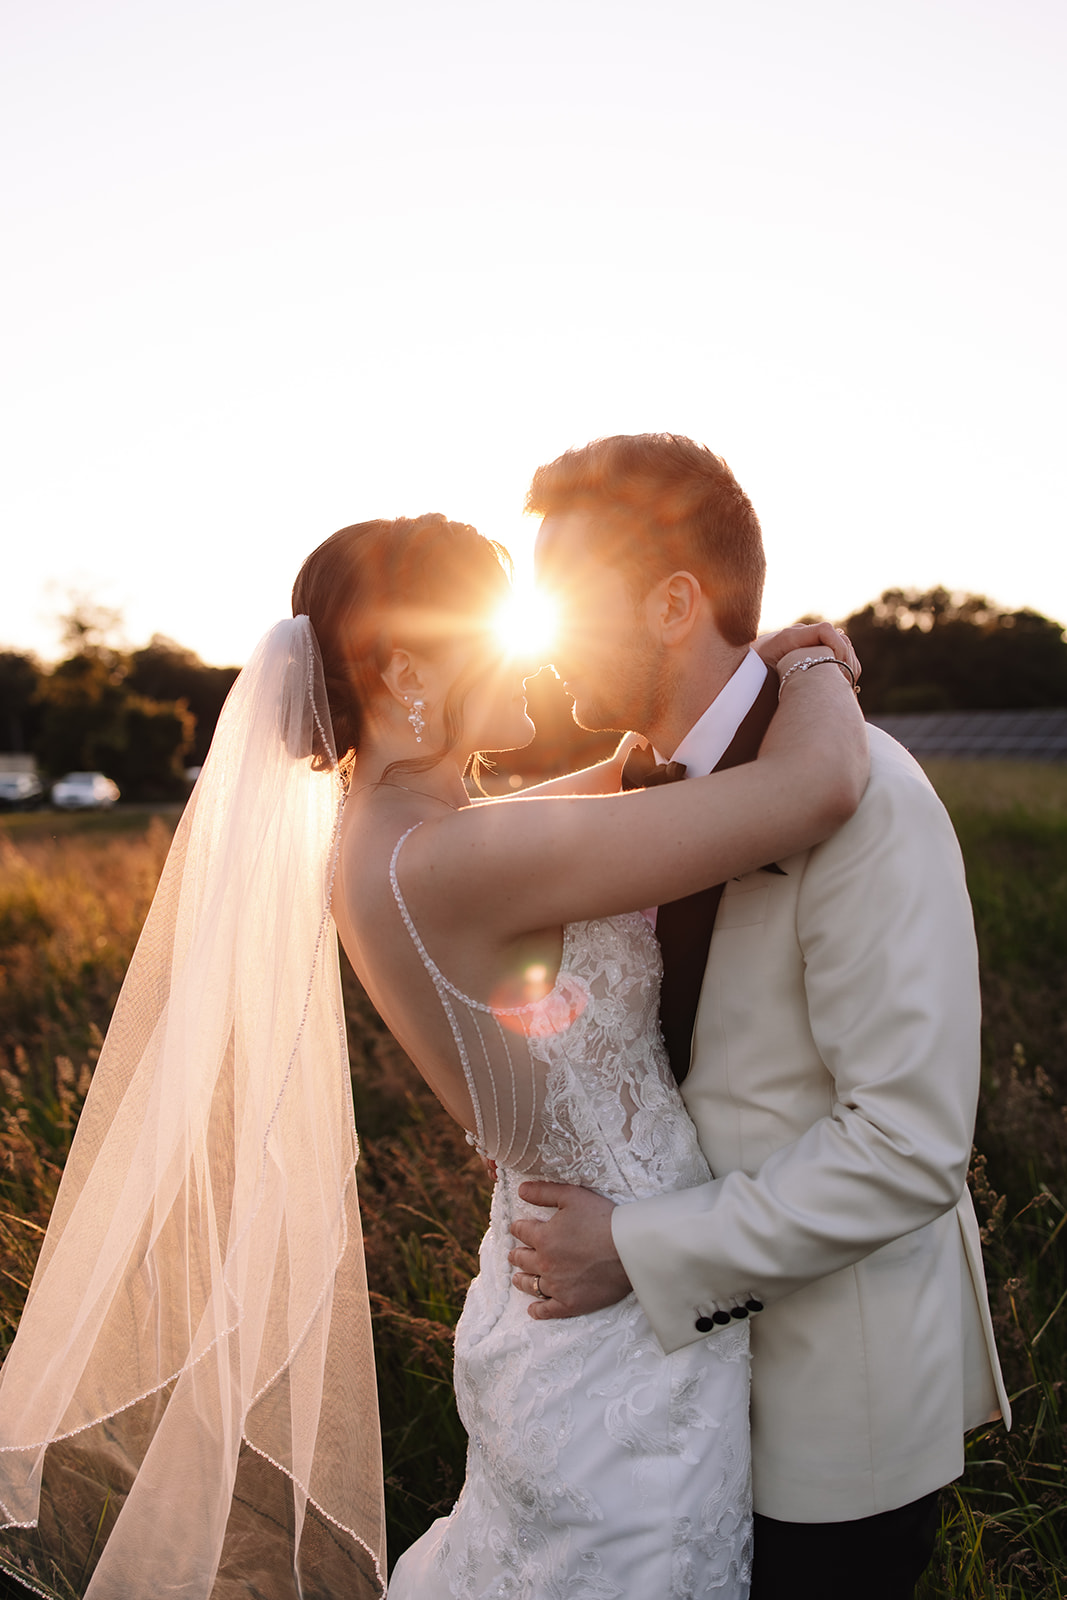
[292,513,512,774]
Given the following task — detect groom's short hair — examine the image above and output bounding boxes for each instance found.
[527,433,765,646]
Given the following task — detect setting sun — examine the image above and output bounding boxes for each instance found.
[492,582,558,662]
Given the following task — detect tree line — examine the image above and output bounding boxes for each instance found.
[1,589,1065,800]
[0,608,239,801]
[837,588,1067,715]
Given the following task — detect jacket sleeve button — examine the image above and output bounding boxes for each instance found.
[745,1298,764,1314]
[712,1310,733,1326]
[694,1316,715,1333]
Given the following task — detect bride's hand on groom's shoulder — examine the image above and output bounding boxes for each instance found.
[508,1183,631,1319]
[611,731,647,786]
[756,621,861,683]
[613,731,647,764]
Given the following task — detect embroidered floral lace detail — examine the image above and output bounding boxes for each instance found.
[388,828,752,1599]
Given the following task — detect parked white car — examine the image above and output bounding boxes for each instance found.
[51,772,121,810]
[0,771,44,810]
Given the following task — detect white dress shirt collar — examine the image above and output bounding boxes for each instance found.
[655,648,768,777]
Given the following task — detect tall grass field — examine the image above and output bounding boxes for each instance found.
[0,761,1064,1597]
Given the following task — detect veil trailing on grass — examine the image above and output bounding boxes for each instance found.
[0,618,385,1599]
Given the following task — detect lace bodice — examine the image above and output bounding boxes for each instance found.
[390,825,710,1203]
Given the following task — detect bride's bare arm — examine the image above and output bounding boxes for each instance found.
[401,649,868,937]
[486,734,643,801]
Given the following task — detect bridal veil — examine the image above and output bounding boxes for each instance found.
[0,618,385,1598]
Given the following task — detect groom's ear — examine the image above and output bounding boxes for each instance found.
[647,571,705,644]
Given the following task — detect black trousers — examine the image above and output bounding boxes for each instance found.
[750,1489,941,1600]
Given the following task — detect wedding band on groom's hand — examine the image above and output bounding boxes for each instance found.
[533,1275,552,1301]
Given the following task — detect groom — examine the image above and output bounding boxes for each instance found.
[509,434,1009,1599]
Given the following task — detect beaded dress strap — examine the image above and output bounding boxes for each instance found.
[388,826,570,1019]
[389,825,496,1012]
[388,825,537,1169]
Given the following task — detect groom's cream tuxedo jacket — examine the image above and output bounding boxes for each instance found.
[613,652,1010,1524]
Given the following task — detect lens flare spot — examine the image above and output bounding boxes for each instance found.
[492,971,590,1036]
[492,583,557,661]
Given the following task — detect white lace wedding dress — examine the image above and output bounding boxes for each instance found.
[386,828,752,1599]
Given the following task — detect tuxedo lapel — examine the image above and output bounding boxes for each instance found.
[656,665,779,1084]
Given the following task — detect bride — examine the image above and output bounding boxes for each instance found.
[0,512,865,1600]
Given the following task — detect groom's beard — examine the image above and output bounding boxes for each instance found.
[566,636,673,738]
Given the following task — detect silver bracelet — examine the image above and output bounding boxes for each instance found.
[777,654,858,700]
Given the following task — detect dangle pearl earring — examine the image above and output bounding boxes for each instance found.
[407,698,426,743]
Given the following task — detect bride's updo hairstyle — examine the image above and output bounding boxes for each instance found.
[292,513,512,775]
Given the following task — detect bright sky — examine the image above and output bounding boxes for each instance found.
[3,0,1064,668]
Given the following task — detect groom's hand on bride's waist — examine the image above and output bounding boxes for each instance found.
[508,1183,631,1319]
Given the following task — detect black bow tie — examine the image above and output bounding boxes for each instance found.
[621,747,688,790]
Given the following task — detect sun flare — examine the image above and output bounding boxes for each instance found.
[492,582,557,663]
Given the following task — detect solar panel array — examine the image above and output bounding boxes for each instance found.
[869,709,1067,763]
